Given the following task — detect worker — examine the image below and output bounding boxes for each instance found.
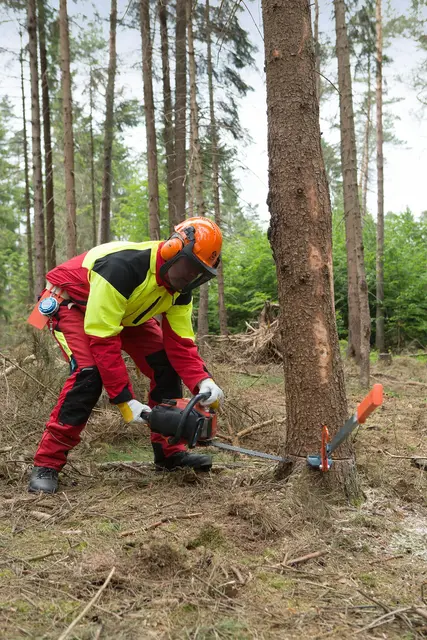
[29,217,224,493]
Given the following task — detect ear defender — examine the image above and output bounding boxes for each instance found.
[160,233,184,260]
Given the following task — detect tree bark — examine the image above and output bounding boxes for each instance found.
[375,0,385,352]
[59,0,77,258]
[206,0,227,335]
[140,0,160,240]
[314,0,321,102]
[20,36,35,302]
[99,0,117,244]
[27,0,45,294]
[334,0,370,386]
[187,0,205,216]
[158,0,177,232]
[38,0,56,270]
[188,0,209,344]
[99,0,117,245]
[89,70,97,247]
[359,57,371,221]
[262,0,360,497]
[174,0,187,224]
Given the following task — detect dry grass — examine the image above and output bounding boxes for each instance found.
[0,338,426,638]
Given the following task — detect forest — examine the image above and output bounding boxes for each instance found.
[0,0,426,638]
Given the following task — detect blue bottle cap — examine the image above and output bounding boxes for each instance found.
[39,296,59,316]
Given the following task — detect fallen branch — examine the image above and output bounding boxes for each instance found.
[30,510,52,521]
[368,554,404,565]
[413,607,427,622]
[355,607,411,634]
[119,512,203,537]
[237,417,284,439]
[284,550,329,567]
[0,351,57,399]
[0,446,13,454]
[0,548,64,567]
[372,374,427,388]
[97,461,152,471]
[57,567,115,640]
[3,354,36,376]
[231,369,262,378]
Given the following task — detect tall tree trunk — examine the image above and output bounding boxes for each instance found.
[20,36,35,302]
[187,0,205,216]
[359,58,372,221]
[59,0,77,258]
[334,0,370,386]
[27,0,45,294]
[206,0,227,335]
[262,0,359,496]
[99,0,117,245]
[188,116,194,217]
[38,0,55,270]
[174,0,187,223]
[158,0,176,232]
[314,0,321,102]
[375,0,385,352]
[188,0,209,345]
[89,70,97,247]
[140,0,160,239]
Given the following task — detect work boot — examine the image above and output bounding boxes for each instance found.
[152,444,212,472]
[28,466,59,493]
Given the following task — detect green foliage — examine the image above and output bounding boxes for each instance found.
[208,222,277,333]
[0,98,27,323]
[111,169,169,241]
[332,207,427,350]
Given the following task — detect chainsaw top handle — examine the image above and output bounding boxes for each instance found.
[168,392,210,445]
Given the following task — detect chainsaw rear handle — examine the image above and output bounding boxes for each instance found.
[168,392,210,445]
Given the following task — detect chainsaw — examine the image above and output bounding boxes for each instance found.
[141,384,384,469]
[141,393,287,462]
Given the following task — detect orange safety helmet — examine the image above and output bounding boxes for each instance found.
[159,217,222,293]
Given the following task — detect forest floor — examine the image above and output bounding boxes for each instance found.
[0,335,426,639]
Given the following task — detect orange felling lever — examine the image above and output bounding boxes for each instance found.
[356,383,383,424]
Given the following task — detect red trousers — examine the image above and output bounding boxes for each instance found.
[34,304,186,470]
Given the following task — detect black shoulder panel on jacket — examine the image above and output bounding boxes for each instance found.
[92,249,151,299]
[174,292,192,306]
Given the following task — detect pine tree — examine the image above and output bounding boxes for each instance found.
[140,0,160,239]
[20,35,34,302]
[263,0,359,495]
[334,0,370,386]
[38,0,56,269]
[174,0,187,222]
[99,0,117,244]
[27,0,46,293]
[375,0,385,352]
[59,0,77,257]
[158,0,176,231]
[206,0,227,334]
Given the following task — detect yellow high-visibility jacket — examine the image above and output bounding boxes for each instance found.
[45,241,210,403]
